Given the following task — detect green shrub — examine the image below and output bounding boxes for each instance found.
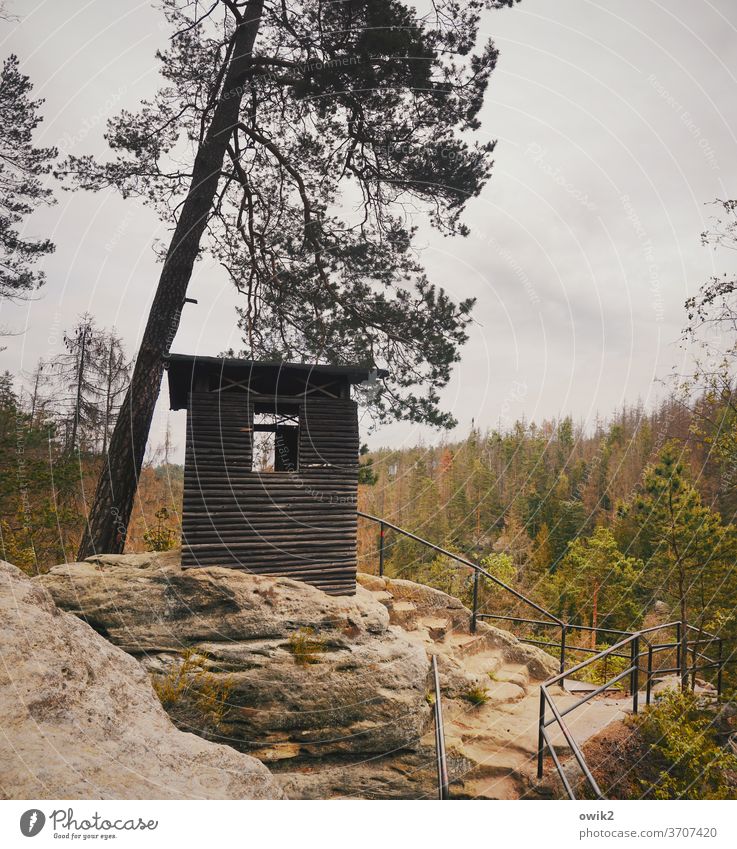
[462,685,490,706]
[577,644,631,688]
[635,690,737,799]
[143,506,178,552]
[287,627,326,666]
[152,648,233,736]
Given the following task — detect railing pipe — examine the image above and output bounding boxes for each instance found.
[545,666,635,725]
[544,632,635,689]
[537,686,546,780]
[540,688,604,799]
[431,655,449,800]
[540,727,576,799]
[560,624,567,677]
[631,636,639,714]
[471,570,479,634]
[357,513,731,801]
[481,616,633,638]
[357,511,563,628]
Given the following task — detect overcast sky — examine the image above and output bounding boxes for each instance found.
[1,0,736,460]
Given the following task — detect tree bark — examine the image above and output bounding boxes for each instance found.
[77,0,264,558]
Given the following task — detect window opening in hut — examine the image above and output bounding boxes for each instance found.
[252,410,300,472]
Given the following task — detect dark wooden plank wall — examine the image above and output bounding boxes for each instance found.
[181,393,359,595]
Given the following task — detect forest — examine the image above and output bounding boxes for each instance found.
[4,315,737,693]
[2,0,737,805]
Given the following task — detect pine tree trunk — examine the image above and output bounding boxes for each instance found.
[77,0,264,558]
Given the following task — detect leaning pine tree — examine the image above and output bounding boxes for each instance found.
[64,0,520,557]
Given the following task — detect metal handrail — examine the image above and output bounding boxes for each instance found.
[357,511,566,669]
[538,631,645,800]
[431,655,449,799]
[539,622,726,799]
[357,512,728,800]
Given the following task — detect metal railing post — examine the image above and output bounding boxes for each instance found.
[646,642,653,706]
[631,636,639,715]
[537,687,546,780]
[471,569,479,634]
[432,655,450,799]
[676,622,682,681]
[378,522,385,577]
[560,624,567,677]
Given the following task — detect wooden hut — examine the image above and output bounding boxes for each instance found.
[166,354,384,595]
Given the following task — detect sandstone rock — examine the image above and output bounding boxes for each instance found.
[0,561,283,800]
[357,573,559,681]
[650,674,717,696]
[37,553,433,763]
[35,553,564,800]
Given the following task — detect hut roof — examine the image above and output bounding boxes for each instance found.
[166,353,387,410]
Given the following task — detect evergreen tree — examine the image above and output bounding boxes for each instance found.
[0,54,56,299]
[550,525,641,641]
[98,329,131,455]
[622,442,737,688]
[63,0,522,557]
[48,316,131,454]
[0,372,84,571]
[357,443,378,486]
[51,315,105,453]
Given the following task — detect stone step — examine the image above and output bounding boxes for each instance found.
[486,680,527,705]
[494,663,531,689]
[387,599,419,628]
[463,651,505,678]
[456,774,530,800]
[416,615,452,641]
[446,632,500,659]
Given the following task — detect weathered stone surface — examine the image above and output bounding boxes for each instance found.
[34,553,566,799]
[357,574,559,681]
[0,561,283,800]
[37,553,433,763]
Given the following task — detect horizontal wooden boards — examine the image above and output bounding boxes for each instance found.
[299,398,359,469]
[187,392,254,470]
[181,394,360,595]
